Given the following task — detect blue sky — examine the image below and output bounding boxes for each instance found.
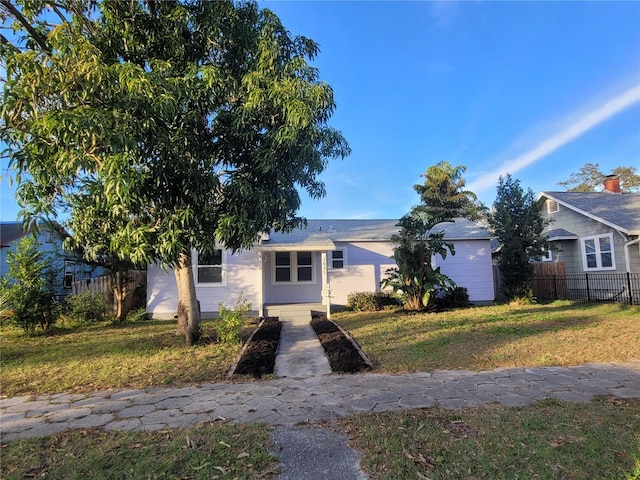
[2,1,639,221]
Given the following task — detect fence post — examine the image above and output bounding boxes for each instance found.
[553,274,558,300]
[585,274,591,303]
[627,272,633,305]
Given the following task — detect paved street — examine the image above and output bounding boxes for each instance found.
[2,361,640,442]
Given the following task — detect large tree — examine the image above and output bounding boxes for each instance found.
[1,0,350,344]
[382,162,482,310]
[489,174,551,302]
[557,162,640,192]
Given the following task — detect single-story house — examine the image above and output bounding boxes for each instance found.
[147,218,495,319]
[537,177,640,275]
[1,221,103,298]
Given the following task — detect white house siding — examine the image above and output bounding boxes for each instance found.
[541,203,631,275]
[146,250,262,320]
[328,241,395,306]
[434,240,495,302]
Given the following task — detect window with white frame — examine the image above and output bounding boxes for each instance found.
[546,199,559,214]
[541,249,553,262]
[273,251,315,283]
[196,249,225,284]
[581,234,615,271]
[330,249,346,269]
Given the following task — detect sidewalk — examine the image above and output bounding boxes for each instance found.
[2,362,640,442]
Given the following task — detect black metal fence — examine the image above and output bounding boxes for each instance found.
[533,273,640,306]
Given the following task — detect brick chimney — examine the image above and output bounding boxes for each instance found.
[603,175,621,194]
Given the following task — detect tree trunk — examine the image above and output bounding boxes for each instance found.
[174,252,201,345]
[112,271,127,322]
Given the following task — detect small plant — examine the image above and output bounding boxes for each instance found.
[347,291,399,312]
[217,294,251,344]
[125,307,149,322]
[0,236,58,334]
[435,286,470,310]
[65,291,108,322]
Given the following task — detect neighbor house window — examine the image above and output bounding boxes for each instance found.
[581,234,615,271]
[546,199,559,214]
[63,260,77,288]
[196,249,224,284]
[273,251,315,284]
[330,249,346,269]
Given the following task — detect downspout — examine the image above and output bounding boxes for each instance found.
[624,237,640,273]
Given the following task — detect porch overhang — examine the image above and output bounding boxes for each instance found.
[254,240,336,252]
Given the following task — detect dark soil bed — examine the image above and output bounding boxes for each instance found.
[311,316,372,373]
[233,316,371,377]
[233,317,281,378]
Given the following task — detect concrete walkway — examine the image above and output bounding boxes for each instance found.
[274,311,332,378]
[2,362,640,442]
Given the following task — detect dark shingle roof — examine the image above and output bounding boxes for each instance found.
[540,191,640,235]
[0,222,27,247]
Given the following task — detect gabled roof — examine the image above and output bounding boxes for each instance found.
[256,218,490,251]
[544,228,578,241]
[0,222,27,247]
[539,191,640,235]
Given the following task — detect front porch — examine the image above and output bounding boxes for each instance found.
[263,303,328,319]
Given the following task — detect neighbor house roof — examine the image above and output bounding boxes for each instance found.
[539,191,640,235]
[0,222,27,247]
[256,218,490,251]
[544,228,579,241]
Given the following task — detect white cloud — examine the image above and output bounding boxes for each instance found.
[468,84,640,194]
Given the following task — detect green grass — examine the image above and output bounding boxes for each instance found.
[332,301,640,373]
[0,318,251,397]
[345,396,640,480]
[0,422,279,480]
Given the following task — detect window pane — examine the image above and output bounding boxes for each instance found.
[584,239,595,254]
[332,250,343,260]
[332,259,344,269]
[599,237,611,252]
[297,251,312,266]
[276,252,290,266]
[601,252,613,268]
[275,268,291,282]
[198,266,222,283]
[586,254,597,268]
[298,266,312,282]
[200,249,222,266]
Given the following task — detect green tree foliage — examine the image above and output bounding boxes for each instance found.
[557,163,640,192]
[382,162,482,311]
[489,174,551,302]
[1,0,350,345]
[0,236,58,334]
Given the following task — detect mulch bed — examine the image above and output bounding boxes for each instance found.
[311,316,372,374]
[232,315,372,377]
[233,317,281,378]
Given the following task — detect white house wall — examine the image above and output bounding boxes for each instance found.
[147,250,262,320]
[328,241,396,305]
[434,240,494,302]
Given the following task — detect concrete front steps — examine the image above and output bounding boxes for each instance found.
[273,307,332,378]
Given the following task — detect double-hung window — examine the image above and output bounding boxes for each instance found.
[581,234,615,271]
[273,252,315,284]
[330,249,346,269]
[196,249,225,285]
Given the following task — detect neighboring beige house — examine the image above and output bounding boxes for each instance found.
[538,177,640,275]
[147,218,495,319]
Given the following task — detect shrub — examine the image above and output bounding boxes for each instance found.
[217,294,251,344]
[347,291,399,312]
[66,291,108,322]
[435,286,470,310]
[0,236,59,334]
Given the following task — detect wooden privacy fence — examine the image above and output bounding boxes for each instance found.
[72,271,147,317]
[533,271,640,306]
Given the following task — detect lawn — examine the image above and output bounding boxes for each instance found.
[0,318,252,397]
[1,301,639,479]
[332,301,640,373]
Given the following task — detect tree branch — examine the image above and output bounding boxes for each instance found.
[0,0,50,53]
[0,32,20,53]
